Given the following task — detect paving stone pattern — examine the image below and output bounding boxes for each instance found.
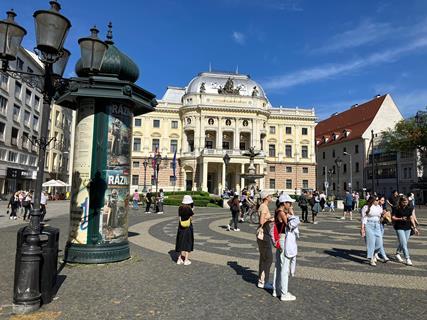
[0,203,426,319]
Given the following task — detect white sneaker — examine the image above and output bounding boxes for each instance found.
[13,216,17,220]
[157,212,164,215]
[369,258,376,266]
[395,254,404,263]
[340,217,346,220]
[233,228,240,231]
[374,253,379,262]
[272,290,277,297]
[176,257,184,265]
[226,225,231,231]
[184,259,192,266]
[406,258,413,266]
[145,212,150,214]
[313,221,318,225]
[280,292,296,301]
[9,217,13,220]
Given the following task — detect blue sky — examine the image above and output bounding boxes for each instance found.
[4,0,427,119]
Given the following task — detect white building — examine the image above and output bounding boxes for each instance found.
[0,47,74,196]
[132,71,317,195]
[315,94,418,197]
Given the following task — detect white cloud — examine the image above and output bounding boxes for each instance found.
[263,37,427,90]
[232,31,246,45]
[313,19,394,54]
[394,90,427,117]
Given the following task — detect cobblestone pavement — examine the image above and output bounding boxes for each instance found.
[0,203,426,319]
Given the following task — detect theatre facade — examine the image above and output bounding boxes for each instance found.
[131,71,316,195]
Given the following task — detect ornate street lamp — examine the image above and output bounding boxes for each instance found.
[142,158,149,192]
[335,157,343,199]
[152,152,168,210]
[223,153,230,190]
[343,151,353,193]
[0,1,107,314]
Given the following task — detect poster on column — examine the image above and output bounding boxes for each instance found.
[69,104,95,244]
[100,103,132,243]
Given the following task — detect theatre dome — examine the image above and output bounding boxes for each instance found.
[185,71,267,99]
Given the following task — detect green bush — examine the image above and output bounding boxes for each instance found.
[163,198,182,206]
[207,202,221,208]
[359,199,367,208]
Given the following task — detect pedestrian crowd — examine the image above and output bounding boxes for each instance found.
[4,190,48,222]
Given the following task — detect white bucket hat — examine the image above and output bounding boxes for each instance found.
[260,191,271,200]
[182,195,193,204]
[279,193,296,203]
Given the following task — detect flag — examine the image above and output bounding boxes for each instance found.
[152,148,158,181]
[172,150,177,180]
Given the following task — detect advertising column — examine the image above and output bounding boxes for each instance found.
[66,99,132,263]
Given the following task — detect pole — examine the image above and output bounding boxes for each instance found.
[142,162,147,192]
[349,154,353,193]
[371,130,375,194]
[325,165,328,197]
[13,63,53,312]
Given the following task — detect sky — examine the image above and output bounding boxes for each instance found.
[3,0,427,120]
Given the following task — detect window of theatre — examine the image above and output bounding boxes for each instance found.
[301,146,308,158]
[269,144,276,157]
[286,179,292,189]
[302,167,309,174]
[134,118,141,127]
[302,180,309,189]
[243,120,248,127]
[269,179,276,189]
[286,166,292,173]
[270,166,275,172]
[171,120,178,129]
[225,119,232,126]
[153,119,160,128]
[269,126,275,134]
[208,118,214,125]
[132,175,139,185]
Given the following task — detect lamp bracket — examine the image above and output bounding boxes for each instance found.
[23,135,57,152]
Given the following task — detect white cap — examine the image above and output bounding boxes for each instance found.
[278,193,296,203]
[182,195,193,204]
[260,191,271,200]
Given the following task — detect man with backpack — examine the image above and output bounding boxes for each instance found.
[298,191,309,223]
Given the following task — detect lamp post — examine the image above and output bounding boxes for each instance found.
[0,2,108,313]
[142,158,149,192]
[343,151,353,193]
[327,168,334,197]
[223,153,230,191]
[153,151,168,209]
[335,157,343,199]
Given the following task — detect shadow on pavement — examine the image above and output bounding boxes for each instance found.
[324,248,367,264]
[168,250,179,263]
[128,231,140,237]
[227,261,258,285]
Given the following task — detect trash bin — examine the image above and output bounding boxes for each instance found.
[40,226,60,304]
[13,225,59,305]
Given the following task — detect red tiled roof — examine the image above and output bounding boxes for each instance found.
[315,95,387,147]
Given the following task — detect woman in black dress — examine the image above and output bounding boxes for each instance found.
[175,195,194,265]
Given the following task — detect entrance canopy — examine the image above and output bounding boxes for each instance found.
[42,179,69,187]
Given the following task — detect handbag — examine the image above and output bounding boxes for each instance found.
[179,217,191,228]
[256,225,264,240]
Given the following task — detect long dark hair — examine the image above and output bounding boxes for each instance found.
[365,196,377,215]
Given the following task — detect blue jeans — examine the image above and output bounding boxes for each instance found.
[273,237,294,296]
[365,221,387,259]
[133,199,138,209]
[395,229,411,259]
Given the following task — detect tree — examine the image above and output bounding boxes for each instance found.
[380,109,427,177]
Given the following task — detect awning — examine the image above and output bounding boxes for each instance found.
[42,179,69,187]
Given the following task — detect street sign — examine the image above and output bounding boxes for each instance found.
[324,181,329,189]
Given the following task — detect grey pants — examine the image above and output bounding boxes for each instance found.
[257,238,273,285]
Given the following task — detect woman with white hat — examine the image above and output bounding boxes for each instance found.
[175,195,195,265]
[256,190,274,289]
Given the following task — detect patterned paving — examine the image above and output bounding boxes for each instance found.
[129,211,427,290]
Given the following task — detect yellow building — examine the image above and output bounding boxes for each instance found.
[132,71,316,195]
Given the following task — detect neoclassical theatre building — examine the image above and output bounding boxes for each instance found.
[131,71,316,195]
